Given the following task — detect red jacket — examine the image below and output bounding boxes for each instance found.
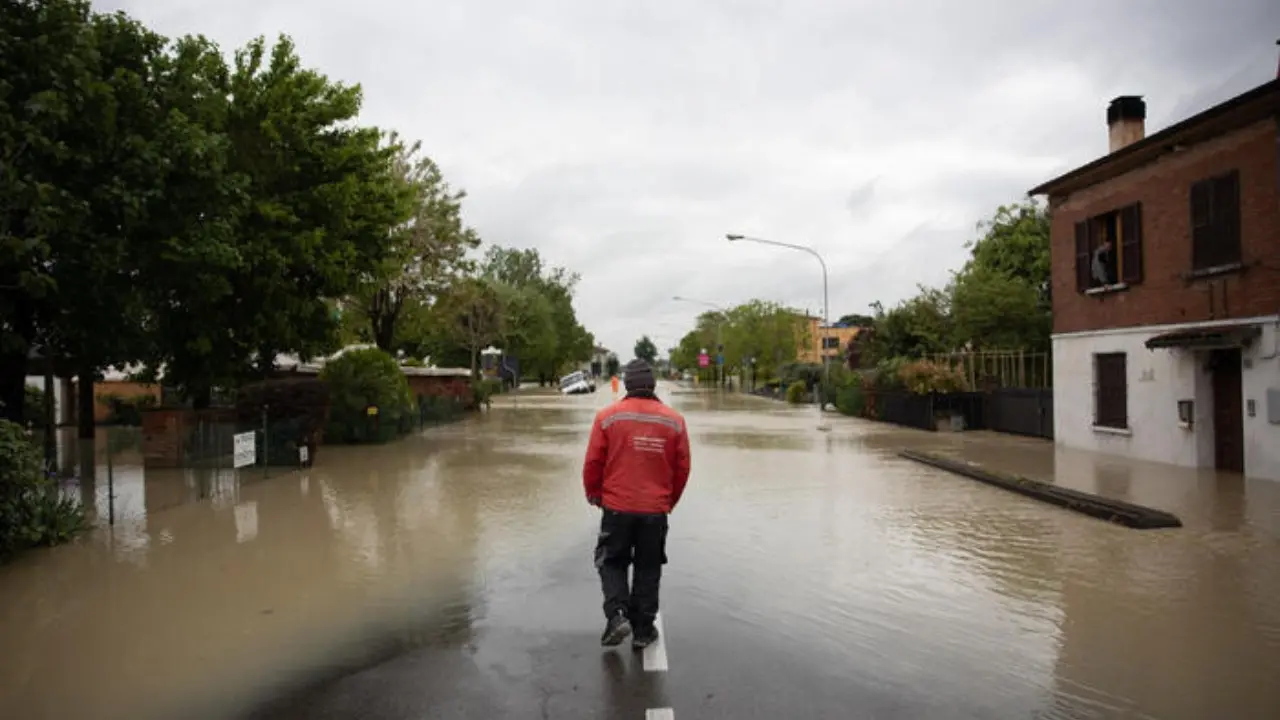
[583,395,691,514]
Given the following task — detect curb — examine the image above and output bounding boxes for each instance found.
[897,449,1182,530]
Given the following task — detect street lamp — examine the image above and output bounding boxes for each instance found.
[672,295,726,390]
[726,234,831,430]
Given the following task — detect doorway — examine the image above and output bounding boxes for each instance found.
[1210,348,1244,473]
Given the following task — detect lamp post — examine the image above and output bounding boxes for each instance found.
[726,234,831,430]
[672,295,726,390]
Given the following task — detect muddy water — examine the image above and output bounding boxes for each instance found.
[1,385,1278,718]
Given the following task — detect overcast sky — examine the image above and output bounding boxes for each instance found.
[106,0,1279,359]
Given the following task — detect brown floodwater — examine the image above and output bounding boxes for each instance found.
[1,385,1278,718]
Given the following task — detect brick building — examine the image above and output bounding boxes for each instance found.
[1030,78,1280,479]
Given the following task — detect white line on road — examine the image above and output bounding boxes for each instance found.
[642,612,668,672]
[645,709,674,720]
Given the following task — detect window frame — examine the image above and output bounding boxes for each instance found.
[1075,203,1143,294]
[1093,352,1129,430]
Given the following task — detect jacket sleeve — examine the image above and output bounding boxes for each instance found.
[583,413,607,501]
[670,421,691,508]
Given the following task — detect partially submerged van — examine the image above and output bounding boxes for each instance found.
[558,371,595,395]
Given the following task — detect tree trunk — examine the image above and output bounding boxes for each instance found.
[0,349,26,424]
[77,367,95,439]
[43,365,56,466]
[0,299,34,424]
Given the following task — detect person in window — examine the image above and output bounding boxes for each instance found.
[1091,236,1114,287]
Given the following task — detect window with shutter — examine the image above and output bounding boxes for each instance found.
[1093,352,1128,429]
[1075,222,1090,293]
[1120,203,1143,284]
[1077,203,1142,293]
[1190,170,1241,271]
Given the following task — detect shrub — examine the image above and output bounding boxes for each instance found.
[237,378,332,463]
[1,419,86,559]
[897,359,968,394]
[779,362,823,388]
[835,382,866,417]
[320,348,414,444]
[785,380,809,404]
[23,386,46,428]
[471,377,503,407]
[870,357,908,390]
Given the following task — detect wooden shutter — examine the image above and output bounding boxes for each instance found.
[1075,221,1090,292]
[1190,179,1212,269]
[1214,170,1241,265]
[1120,203,1143,284]
[1094,353,1128,428]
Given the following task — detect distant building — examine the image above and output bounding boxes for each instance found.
[796,314,861,366]
[589,345,615,377]
[1029,78,1280,480]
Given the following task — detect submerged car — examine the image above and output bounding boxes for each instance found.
[559,371,596,395]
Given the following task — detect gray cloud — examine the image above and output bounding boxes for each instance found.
[105,0,1280,356]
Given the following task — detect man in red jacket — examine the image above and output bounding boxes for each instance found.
[583,359,691,649]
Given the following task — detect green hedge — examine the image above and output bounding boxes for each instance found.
[321,348,414,444]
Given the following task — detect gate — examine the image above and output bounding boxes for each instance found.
[986,388,1054,439]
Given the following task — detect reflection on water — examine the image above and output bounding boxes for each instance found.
[0,386,1277,718]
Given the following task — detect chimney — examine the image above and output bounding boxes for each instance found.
[1107,96,1146,153]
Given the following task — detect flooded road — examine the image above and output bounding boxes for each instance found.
[2,384,1279,719]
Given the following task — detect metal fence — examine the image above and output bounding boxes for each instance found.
[985,388,1054,439]
[923,350,1052,389]
[866,388,1053,438]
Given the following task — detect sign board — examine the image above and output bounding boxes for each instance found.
[697,353,710,368]
[366,405,379,416]
[298,445,309,465]
[717,353,724,366]
[233,432,257,469]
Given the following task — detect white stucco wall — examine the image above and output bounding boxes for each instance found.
[1052,315,1280,481]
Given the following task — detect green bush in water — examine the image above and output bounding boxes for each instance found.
[321,348,414,444]
[785,380,809,404]
[0,419,87,560]
[471,377,503,407]
[835,382,866,417]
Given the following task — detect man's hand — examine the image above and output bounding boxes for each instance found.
[587,495,602,508]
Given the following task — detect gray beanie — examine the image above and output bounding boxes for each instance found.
[624,359,656,392]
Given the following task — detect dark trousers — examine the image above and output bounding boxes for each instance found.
[594,508,668,630]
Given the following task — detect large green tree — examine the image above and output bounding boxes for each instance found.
[353,134,478,353]
[670,300,806,381]
[142,35,406,406]
[430,276,505,377]
[0,1,171,432]
[481,246,592,382]
[948,199,1051,351]
[633,335,658,364]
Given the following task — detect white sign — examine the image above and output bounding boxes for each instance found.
[298,445,309,465]
[233,432,257,468]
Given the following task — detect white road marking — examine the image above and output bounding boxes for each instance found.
[645,709,674,720]
[642,612,668,672]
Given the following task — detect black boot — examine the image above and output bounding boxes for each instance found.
[601,611,632,647]
[631,622,659,650]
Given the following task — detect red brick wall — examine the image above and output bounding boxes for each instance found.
[405,374,471,400]
[140,408,236,468]
[1049,118,1280,334]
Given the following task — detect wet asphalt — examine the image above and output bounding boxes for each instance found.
[3,382,1278,720]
